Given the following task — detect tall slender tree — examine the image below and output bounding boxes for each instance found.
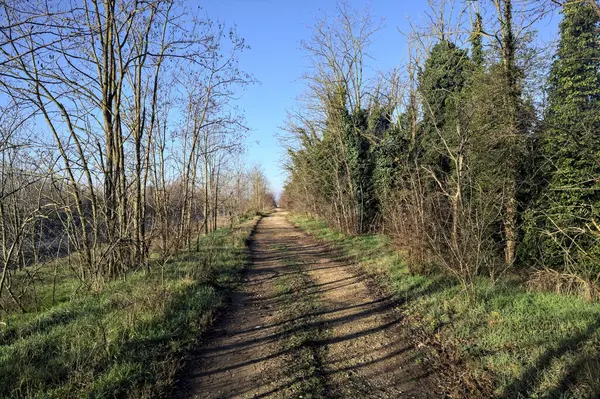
[470,12,484,67]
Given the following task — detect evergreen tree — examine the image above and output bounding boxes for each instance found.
[344,109,376,234]
[471,13,484,68]
[418,40,471,182]
[522,2,600,278]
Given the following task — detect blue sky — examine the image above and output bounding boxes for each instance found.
[199,0,561,198]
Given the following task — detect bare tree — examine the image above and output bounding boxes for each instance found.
[0,0,254,287]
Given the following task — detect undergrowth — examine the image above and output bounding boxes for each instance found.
[0,218,258,398]
[291,215,600,399]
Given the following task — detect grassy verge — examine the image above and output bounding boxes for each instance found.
[273,243,329,398]
[290,215,600,399]
[0,218,258,398]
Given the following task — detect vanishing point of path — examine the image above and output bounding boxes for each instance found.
[173,210,439,398]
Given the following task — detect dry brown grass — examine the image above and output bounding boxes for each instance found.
[527,268,600,302]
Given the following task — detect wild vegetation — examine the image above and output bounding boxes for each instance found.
[0,0,275,311]
[282,0,600,304]
[2,0,600,397]
[0,220,258,397]
[281,0,600,396]
[0,0,275,396]
[292,215,600,398]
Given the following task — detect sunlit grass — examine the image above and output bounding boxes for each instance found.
[0,218,257,398]
[291,214,600,398]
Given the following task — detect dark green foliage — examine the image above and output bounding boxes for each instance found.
[419,40,470,126]
[373,122,409,203]
[285,4,600,397]
[287,83,383,235]
[471,13,484,68]
[285,0,598,292]
[418,40,471,178]
[345,107,383,233]
[522,2,600,278]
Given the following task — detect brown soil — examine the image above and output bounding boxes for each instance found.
[172,210,440,398]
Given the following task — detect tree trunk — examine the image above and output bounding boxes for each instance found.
[499,0,520,267]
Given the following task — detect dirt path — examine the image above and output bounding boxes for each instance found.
[173,210,439,398]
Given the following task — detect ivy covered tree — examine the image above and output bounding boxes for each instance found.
[418,40,471,181]
[347,105,393,234]
[283,0,600,294]
[470,12,484,68]
[373,112,408,209]
[418,40,472,244]
[522,1,600,279]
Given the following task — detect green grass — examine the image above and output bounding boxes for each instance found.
[273,244,329,398]
[0,219,258,398]
[291,215,600,399]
